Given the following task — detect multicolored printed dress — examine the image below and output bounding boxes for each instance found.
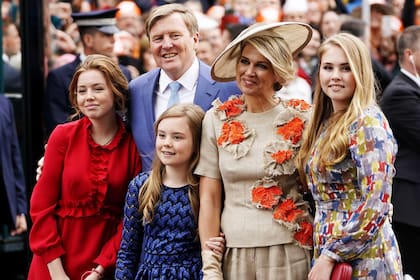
[305,105,403,279]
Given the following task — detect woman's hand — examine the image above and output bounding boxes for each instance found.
[308,254,335,280]
[205,232,225,256]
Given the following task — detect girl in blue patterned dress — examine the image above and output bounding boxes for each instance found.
[115,104,225,280]
[296,33,403,279]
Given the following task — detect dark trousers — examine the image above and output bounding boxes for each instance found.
[393,221,420,279]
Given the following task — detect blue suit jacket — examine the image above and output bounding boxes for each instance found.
[44,55,132,137]
[0,95,27,227]
[129,61,240,171]
[380,72,420,227]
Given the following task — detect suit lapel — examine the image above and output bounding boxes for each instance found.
[194,61,218,110]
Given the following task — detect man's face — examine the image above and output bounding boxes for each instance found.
[85,31,116,57]
[3,24,21,56]
[148,13,199,80]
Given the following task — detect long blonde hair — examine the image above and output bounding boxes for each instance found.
[296,33,377,186]
[139,104,205,224]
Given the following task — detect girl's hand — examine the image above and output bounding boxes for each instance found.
[82,266,104,280]
[308,254,335,280]
[205,232,225,256]
[47,258,69,280]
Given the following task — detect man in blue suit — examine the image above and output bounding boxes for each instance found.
[0,94,27,278]
[44,8,132,137]
[380,25,420,279]
[129,4,240,171]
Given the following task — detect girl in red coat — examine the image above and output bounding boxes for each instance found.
[28,54,142,280]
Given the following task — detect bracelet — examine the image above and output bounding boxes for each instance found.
[80,268,104,279]
[91,268,104,279]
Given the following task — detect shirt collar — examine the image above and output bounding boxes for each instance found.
[159,58,199,92]
[401,68,420,88]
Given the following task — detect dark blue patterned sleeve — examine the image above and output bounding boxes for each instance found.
[115,172,149,279]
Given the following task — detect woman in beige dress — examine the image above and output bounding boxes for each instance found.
[196,22,314,279]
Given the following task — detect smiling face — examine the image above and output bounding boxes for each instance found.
[235,44,277,99]
[149,13,199,80]
[156,116,194,171]
[319,44,355,112]
[76,69,115,120]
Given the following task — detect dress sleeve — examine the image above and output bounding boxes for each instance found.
[115,173,148,279]
[29,125,69,263]
[194,110,221,179]
[323,111,397,260]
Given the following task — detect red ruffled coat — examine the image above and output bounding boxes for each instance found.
[28,117,141,279]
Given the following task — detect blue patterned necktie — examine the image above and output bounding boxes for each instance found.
[167,81,181,108]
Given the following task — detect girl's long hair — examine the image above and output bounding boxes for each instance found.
[296,33,377,187]
[138,104,205,224]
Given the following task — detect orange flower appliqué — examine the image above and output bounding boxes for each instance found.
[271,150,293,164]
[287,99,310,111]
[294,221,313,248]
[273,198,304,222]
[218,98,245,118]
[252,186,283,209]
[217,120,245,146]
[276,117,304,144]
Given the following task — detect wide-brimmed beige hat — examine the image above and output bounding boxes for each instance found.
[211,22,313,82]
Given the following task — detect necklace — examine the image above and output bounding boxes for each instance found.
[102,135,115,146]
[92,127,118,146]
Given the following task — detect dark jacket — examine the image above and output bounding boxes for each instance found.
[0,95,27,227]
[380,71,420,227]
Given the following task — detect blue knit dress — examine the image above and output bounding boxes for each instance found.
[115,173,202,279]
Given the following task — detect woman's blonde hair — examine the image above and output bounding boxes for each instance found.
[239,33,295,85]
[68,54,128,120]
[296,33,377,186]
[139,104,205,224]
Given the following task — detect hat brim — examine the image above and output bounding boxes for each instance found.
[98,25,120,35]
[211,22,313,82]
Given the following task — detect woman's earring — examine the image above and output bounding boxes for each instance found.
[273,82,282,91]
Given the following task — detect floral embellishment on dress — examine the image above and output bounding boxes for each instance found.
[251,183,283,209]
[214,97,255,159]
[213,95,246,121]
[286,99,311,111]
[294,221,313,249]
[264,142,297,177]
[273,198,304,229]
[218,121,245,146]
[272,150,293,164]
[276,117,304,144]
[218,97,245,119]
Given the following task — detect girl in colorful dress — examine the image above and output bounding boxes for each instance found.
[28,54,142,280]
[196,22,314,279]
[115,104,225,279]
[296,33,403,279]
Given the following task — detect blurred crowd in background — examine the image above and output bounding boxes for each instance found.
[3,0,420,102]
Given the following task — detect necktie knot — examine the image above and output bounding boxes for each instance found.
[167,81,181,108]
